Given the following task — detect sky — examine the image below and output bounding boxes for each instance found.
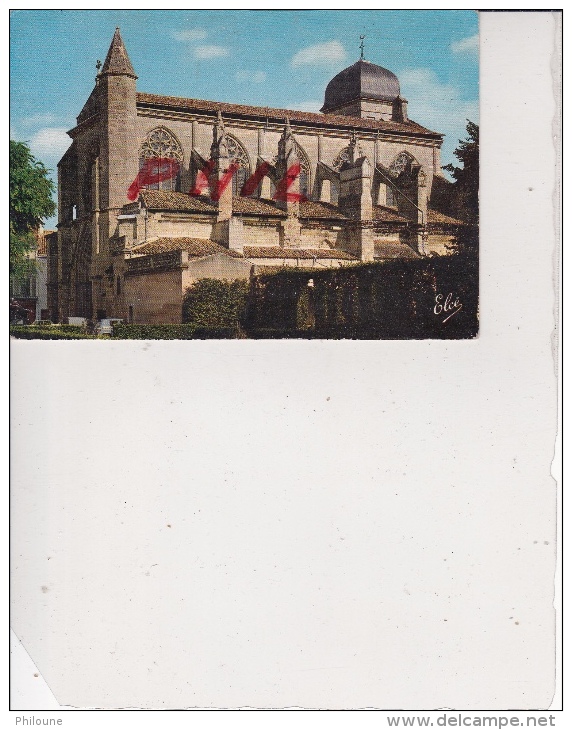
[10,9,479,228]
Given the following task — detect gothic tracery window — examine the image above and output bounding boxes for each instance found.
[389,151,414,178]
[270,141,310,198]
[226,135,251,196]
[292,142,311,196]
[332,146,351,172]
[387,151,419,206]
[139,127,183,192]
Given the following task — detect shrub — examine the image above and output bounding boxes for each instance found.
[10,326,96,340]
[182,279,249,329]
[29,323,87,335]
[111,324,239,340]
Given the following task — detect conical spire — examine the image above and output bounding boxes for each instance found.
[100,28,137,78]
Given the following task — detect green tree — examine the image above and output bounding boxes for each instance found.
[443,120,479,224]
[182,278,249,329]
[10,140,56,277]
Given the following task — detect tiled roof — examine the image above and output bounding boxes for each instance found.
[373,205,410,223]
[300,200,348,220]
[136,92,441,139]
[138,191,348,222]
[427,208,465,226]
[36,229,56,256]
[244,246,356,261]
[374,241,420,259]
[135,191,426,229]
[234,197,348,220]
[232,197,286,217]
[139,190,217,213]
[131,237,242,258]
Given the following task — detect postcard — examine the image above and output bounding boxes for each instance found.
[10,9,561,714]
[10,9,479,341]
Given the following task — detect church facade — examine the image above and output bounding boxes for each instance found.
[49,29,463,324]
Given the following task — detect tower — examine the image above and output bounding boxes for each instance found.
[90,28,138,318]
[97,28,138,218]
[321,59,407,122]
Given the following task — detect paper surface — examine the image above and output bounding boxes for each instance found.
[10,11,560,710]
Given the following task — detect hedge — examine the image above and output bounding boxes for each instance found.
[112,324,239,340]
[10,324,241,340]
[33,323,87,334]
[245,253,479,340]
[10,326,97,340]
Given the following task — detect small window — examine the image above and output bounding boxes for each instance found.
[116,276,121,296]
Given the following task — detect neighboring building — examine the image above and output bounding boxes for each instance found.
[49,28,464,324]
[10,228,55,322]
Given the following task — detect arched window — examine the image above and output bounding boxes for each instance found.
[386,151,417,207]
[226,135,250,196]
[295,142,311,197]
[332,146,351,172]
[139,127,183,192]
[389,151,415,178]
[270,141,311,199]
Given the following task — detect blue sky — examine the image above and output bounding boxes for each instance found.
[10,9,479,228]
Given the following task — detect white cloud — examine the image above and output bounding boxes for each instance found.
[29,127,71,157]
[399,68,478,166]
[401,68,479,131]
[193,45,229,60]
[21,113,59,127]
[291,41,347,68]
[235,70,266,84]
[451,33,479,56]
[171,28,208,42]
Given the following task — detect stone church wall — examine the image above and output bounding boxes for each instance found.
[133,113,439,206]
[242,222,281,248]
[151,215,213,242]
[123,268,183,324]
[300,227,343,249]
[183,253,252,289]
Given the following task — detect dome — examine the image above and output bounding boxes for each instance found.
[321,60,401,113]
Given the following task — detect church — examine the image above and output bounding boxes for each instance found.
[48,28,463,325]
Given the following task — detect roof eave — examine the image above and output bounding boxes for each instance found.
[136,92,443,140]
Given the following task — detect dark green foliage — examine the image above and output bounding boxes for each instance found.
[182,278,249,329]
[245,269,314,332]
[10,232,38,281]
[112,324,238,340]
[443,120,479,225]
[10,326,96,340]
[246,256,478,340]
[10,140,56,277]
